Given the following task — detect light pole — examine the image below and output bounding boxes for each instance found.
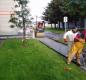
[36,16,38,26]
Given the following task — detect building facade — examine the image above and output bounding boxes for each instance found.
[0,0,18,35]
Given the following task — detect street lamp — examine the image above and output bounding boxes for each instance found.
[36,16,38,26]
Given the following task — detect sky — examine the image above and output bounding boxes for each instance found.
[29,0,51,18]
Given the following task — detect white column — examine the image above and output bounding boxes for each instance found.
[32,29,35,39]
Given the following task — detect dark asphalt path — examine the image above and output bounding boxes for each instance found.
[44,32,63,40]
[39,37,68,57]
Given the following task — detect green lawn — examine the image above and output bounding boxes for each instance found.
[45,27,65,34]
[0,39,86,80]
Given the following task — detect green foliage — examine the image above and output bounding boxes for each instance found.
[45,27,64,34]
[61,0,86,16]
[9,0,30,28]
[9,14,18,25]
[43,0,63,23]
[43,0,86,24]
[15,0,28,5]
[10,25,15,28]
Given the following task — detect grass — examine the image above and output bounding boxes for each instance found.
[45,27,65,34]
[50,38,67,45]
[0,39,86,80]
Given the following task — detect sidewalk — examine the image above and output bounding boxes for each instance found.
[45,31,63,40]
[0,35,34,39]
[38,37,68,57]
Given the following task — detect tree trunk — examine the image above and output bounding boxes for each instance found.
[68,22,69,29]
[62,22,64,29]
[80,17,84,29]
[43,22,45,30]
[74,20,77,27]
[21,4,26,46]
[58,21,60,29]
[51,24,53,28]
[22,17,26,46]
[54,24,56,29]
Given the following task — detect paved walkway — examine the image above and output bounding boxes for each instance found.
[44,32,63,40]
[38,37,68,57]
[0,35,34,39]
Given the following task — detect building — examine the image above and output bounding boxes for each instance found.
[0,0,18,35]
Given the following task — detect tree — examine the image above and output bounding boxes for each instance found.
[43,0,64,29]
[60,0,86,27]
[43,0,86,29]
[9,0,30,45]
